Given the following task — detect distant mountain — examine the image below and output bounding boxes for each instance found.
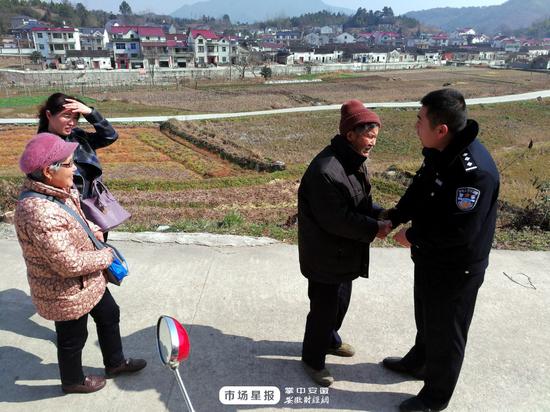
[405,0,549,34]
[171,0,353,23]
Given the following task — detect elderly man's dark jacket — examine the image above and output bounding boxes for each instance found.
[298,134,383,284]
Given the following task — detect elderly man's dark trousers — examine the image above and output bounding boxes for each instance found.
[401,265,485,409]
[302,279,352,370]
[54,288,125,385]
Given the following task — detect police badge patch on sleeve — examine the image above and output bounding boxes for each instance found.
[456,187,480,211]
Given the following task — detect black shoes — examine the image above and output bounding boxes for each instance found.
[399,396,447,411]
[382,357,426,380]
[105,358,147,378]
[62,375,106,394]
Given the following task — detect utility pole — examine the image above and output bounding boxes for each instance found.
[228,41,232,81]
[17,37,24,69]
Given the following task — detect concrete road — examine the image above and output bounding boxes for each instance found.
[1,232,549,411]
[1,89,549,125]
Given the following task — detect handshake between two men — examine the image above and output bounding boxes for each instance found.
[374,209,411,247]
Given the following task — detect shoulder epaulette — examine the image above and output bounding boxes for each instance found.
[460,151,478,172]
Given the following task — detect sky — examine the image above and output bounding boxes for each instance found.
[324,0,507,15]
[79,0,508,17]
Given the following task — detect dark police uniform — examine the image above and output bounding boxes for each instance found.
[387,119,500,409]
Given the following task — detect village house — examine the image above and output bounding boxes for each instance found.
[450,28,476,46]
[32,27,80,66]
[373,31,400,46]
[356,32,375,45]
[275,46,342,64]
[407,36,431,50]
[431,33,449,47]
[333,32,356,44]
[319,26,334,35]
[138,26,170,68]
[79,27,109,51]
[503,39,522,53]
[304,33,321,47]
[526,46,550,58]
[471,34,491,44]
[109,26,143,69]
[416,51,441,64]
[9,15,42,48]
[65,49,111,69]
[188,29,236,66]
[275,31,302,42]
[166,33,194,68]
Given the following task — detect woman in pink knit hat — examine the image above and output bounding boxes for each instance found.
[14,133,146,395]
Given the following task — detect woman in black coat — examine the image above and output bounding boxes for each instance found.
[38,92,118,200]
[38,93,119,238]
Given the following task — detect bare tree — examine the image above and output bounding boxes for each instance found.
[234,49,264,79]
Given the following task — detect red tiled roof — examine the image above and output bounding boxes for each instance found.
[138,27,164,37]
[190,29,220,40]
[109,26,139,34]
[109,26,164,37]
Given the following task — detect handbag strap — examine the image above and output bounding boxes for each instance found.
[19,190,105,251]
[92,179,108,193]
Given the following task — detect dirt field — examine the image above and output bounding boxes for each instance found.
[1,68,548,248]
[0,125,242,180]
[83,67,550,114]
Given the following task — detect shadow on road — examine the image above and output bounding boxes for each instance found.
[114,324,412,411]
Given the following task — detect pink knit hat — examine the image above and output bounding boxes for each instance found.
[19,133,78,174]
[339,99,381,136]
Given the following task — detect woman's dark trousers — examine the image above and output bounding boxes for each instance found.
[54,288,125,385]
[302,279,352,370]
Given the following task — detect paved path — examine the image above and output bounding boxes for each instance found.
[1,89,549,125]
[1,231,549,411]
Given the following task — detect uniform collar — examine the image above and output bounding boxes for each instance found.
[422,119,479,169]
[330,134,367,173]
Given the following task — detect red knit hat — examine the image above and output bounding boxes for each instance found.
[339,99,381,136]
[19,133,78,174]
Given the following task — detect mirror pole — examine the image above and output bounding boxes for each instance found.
[173,368,195,412]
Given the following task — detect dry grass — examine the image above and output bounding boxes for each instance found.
[1,70,549,248]
[102,68,550,113]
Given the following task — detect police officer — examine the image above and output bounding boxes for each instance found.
[382,89,500,411]
[298,99,392,387]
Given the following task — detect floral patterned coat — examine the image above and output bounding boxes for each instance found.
[14,179,113,321]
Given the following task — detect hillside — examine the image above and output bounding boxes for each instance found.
[405,0,549,34]
[171,0,353,23]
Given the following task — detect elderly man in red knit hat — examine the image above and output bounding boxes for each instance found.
[298,99,392,386]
